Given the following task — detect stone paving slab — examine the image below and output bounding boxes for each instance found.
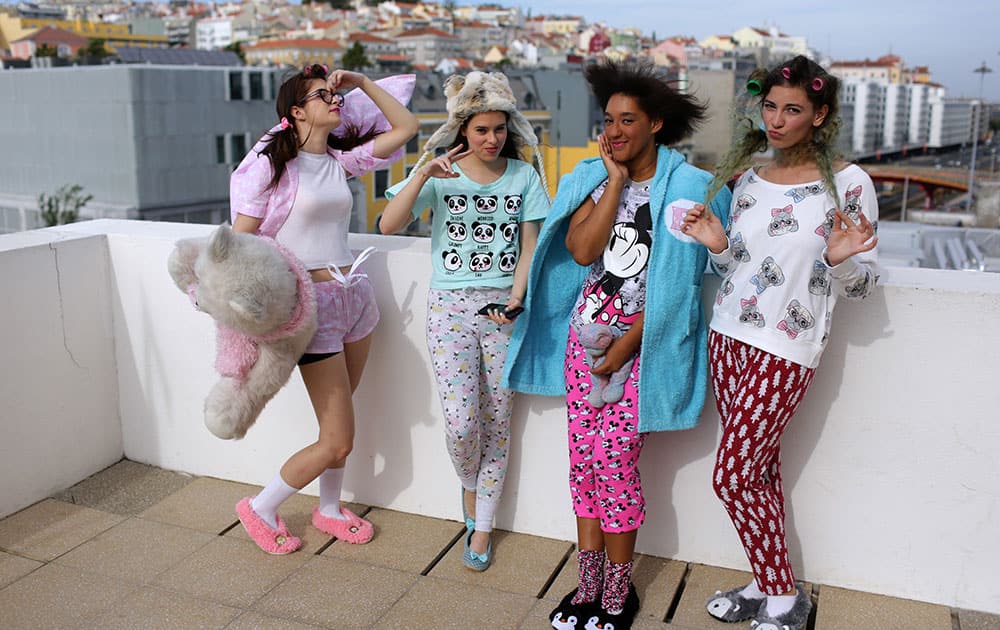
[429,529,573,597]
[139,476,258,534]
[152,536,310,609]
[81,585,243,629]
[225,490,366,554]
[253,555,418,628]
[667,563,757,628]
[53,516,216,584]
[957,608,1000,630]
[373,575,537,629]
[52,459,195,516]
[0,550,42,590]
[815,585,953,629]
[227,610,326,629]
[0,498,123,562]
[322,507,466,573]
[0,562,140,629]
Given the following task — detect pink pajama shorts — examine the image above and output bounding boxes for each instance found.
[304,275,380,354]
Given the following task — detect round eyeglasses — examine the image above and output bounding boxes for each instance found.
[299,89,345,107]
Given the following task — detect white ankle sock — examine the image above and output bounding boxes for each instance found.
[473,495,496,533]
[766,593,798,617]
[251,474,298,529]
[740,580,767,600]
[319,468,349,520]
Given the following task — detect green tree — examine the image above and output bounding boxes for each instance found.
[35,43,57,57]
[224,40,245,63]
[342,41,371,71]
[83,38,110,58]
[38,184,92,227]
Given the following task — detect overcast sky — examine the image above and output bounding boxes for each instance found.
[472,0,998,100]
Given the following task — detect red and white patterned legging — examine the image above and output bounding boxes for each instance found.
[709,330,817,595]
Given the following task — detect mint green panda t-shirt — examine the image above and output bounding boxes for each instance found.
[385,158,550,290]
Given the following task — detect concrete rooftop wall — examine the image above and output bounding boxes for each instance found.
[1,219,998,614]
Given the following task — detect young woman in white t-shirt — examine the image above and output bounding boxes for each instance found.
[229,64,418,554]
[682,55,878,630]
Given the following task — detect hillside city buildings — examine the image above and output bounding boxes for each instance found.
[0,1,993,235]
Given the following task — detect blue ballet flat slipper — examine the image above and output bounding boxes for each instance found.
[462,528,492,571]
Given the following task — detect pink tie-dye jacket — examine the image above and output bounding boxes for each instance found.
[215,74,415,378]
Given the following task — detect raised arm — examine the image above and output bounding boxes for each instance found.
[327,70,419,159]
[565,134,628,265]
[379,145,472,235]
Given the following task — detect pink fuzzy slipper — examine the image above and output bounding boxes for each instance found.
[312,507,374,544]
[236,497,302,555]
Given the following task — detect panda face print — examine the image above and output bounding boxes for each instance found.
[444,194,468,215]
[442,249,462,271]
[473,195,498,214]
[501,222,519,243]
[471,221,496,243]
[469,252,493,272]
[446,221,467,241]
[503,194,522,216]
[498,250,517,272]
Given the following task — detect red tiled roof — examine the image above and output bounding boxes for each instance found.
[377,54,409,61]
[245,38,343,50]
[13,25,87,46]
[312,19,340,29]
[349,32,394,44]
[396,27,456,39]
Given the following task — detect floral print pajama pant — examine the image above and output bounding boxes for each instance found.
[709,330,817,595]
[426,287,514,531]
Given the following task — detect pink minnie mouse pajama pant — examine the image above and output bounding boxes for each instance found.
[564,326,646,533]
[709,330,817,595]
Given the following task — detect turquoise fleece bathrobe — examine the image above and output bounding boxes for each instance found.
[503,145,732,432]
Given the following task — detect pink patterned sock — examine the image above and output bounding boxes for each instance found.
[601,558,634,614]
[571,549,605,605]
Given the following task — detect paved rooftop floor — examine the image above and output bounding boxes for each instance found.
[0,460,995,629]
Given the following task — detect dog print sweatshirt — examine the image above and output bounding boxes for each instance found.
[709,164,879,369]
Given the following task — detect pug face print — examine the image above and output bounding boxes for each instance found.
[446,221,467,242]
[503,194,522,216]
[808,260,831,296]
[469,251,493,272]
[473,195,498,214]
[739,295,765,328]
[717,279,734,305]
[843,184,863,221]
[768,205,799,236]
[501,221,518,243]
[498,250,518,272]
[731,232,751,263]
[442,249,463,271]
[750,256,785,294]
[777,299,815,339]
[444,194,468,215]
[471,221,496,243]
[733,194,756,222]
[815,208,836,240]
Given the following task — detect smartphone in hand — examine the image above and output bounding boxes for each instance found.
[477,303,524,320]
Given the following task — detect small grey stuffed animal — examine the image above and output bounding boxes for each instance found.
[577,323,631,407]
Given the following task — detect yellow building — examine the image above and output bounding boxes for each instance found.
[0,13,35,51]
[244,38,343,69]
[20,17,168,50]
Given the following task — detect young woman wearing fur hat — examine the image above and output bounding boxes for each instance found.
[380,71,551,571]
[503,59,731,629]
[682,55,878,630]
[228,64,418,554]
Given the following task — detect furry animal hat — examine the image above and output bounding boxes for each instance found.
[415,71,549,198]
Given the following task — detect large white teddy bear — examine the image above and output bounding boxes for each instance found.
[168,224,317,439]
